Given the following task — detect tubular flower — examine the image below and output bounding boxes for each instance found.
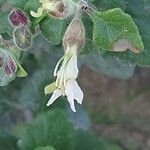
[30,0,77,19]
[45,17,85,112]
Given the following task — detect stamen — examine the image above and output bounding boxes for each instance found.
[53,55,64,76]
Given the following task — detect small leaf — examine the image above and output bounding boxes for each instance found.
[92,8,144,53]
[13,26,32,50]
[40,16,67,45]
[16,61,28,77]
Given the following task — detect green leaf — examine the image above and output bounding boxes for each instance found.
[18,109,74,150]
[0,12,13,36]
[40,16,67,45]
[92,8,144,53]
[24,0,41,15]
[16,61,28,77]
[0,130,19,150]
[75,130,107,150]
[100,14,150,66]
[34,146,55,150]
[8,0,28,9]
[91,0,127,11]
[0,0,5,6]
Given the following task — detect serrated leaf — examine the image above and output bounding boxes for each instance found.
[92,8,144,53]
[18,109,74,150]
[40,16,67,45]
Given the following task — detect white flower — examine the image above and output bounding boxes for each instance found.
[45,45,83,112]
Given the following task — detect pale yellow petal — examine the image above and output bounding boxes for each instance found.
[30,7,43,18]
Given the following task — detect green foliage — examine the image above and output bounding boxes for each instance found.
[0,130,19,150]
[74,130,106,150]
[18,109,74,150]
[0,12,13,36]
[0,0,5,6]
[40,17,67,45]
[8,0,28,9]
[92,8,144,52]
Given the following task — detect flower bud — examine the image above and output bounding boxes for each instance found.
[46,0,65,18]
[13,26,32,50]
[0,48,17,86]
[9,9,28,27]
[31,0,77,19]
[63,17,85,51]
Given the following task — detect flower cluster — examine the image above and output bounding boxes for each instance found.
[30,0,87,112]
[45,17,85,112]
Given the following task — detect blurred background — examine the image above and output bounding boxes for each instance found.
[0,0,150,150]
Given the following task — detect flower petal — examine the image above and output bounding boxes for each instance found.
[65,53,78,80]
[65,80,83,104]
[47,89,61,106]
[73,81,84,104]
[30,7,43,18]
[67,97,76,112]
[65,80,77,112]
